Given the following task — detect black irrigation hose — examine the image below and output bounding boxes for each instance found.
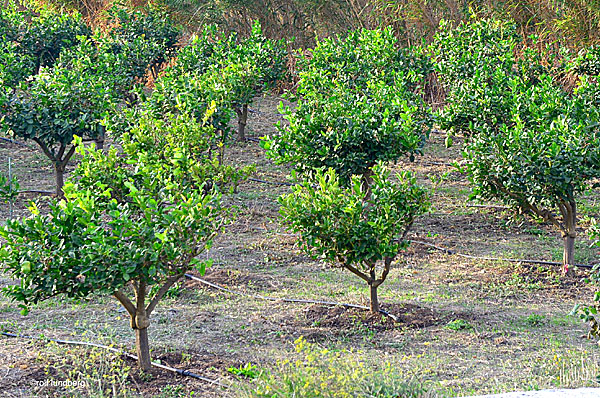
[409,240,594,269]
[0,331,228,388]
[0,137,31,148]
[184,273,399,322]
[247,177,297,187]
[18,189,54,195]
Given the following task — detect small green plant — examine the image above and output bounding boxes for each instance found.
[158,385,187,398]
[445,319,473,331]
[228,362,259,379]
[522,314,546,327]
[279,164,429,313]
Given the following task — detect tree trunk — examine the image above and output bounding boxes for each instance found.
[94,125,105,151]
[563,235,575,276]
[134,281,152,371]
[135,327,152,371]
[561,200,577,276]
[237,104,248,142]
[369,283,379,313]
[54,162,65,198]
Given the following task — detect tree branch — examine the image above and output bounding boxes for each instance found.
[373,256,394,288]
[60,145,77,168]
[491,177,564,231]
[344,262,371,283]
[146,272,185,316]
[57,142,66,161]
[32,138,56,161]
[114,289,136,317]
[136,280,146,313]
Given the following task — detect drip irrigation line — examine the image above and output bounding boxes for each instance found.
[184,273,399,322]
[409,240,594,269]
[247,177,297,187]
[464,204,510,209]
[0,331,228,388]
[18,189,54,195]
[0,137,30,148]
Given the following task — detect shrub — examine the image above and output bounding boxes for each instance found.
[279,164,429,312]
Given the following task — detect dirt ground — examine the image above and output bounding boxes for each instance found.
[1,95,600,397]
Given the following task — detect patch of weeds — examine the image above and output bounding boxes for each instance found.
[138,370,154,382]
[158,385,187,398]
[524,227,545,236]
[502,273,545,292]
[521,314,546,327]
[550,315,575,327]
[34,342,139,397]
[545,349,600,388]
[237,337,427,398]
[229,362,259,379]
[348,316,376,341]
[180,352,192,365]
[445,319,473,331]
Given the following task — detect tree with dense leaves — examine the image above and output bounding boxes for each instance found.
[0,112,238,371]
[172,21,287,141]
[279,164,429,312]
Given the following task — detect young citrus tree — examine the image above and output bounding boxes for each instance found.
[297,26,431,97]
[0,3,91,74]
[106,5,180,82]
[227,21,287,141]
[171,21,287,141]
[263,27,431,183]
[279,164,429,312]
[460,75,600,275]
[1,60,114,197]
[0,112,235,371]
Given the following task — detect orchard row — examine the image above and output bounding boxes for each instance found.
[1,2,600,370]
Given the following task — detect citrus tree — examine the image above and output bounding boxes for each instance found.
[0,3,91,74]
[460,74,600,275]
[171,21,287,141]
[296,26,431,96]
[145,64,239,163]
[279,165,429,312]
[263,27,431,183]
[0,112,236,371]
[1,59,114,197]
[106,5,180,81]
